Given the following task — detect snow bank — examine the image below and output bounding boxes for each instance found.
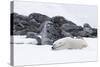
[13,36,97,66]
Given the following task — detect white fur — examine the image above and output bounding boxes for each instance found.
[52,37,88,50]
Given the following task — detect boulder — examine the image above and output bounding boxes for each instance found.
[11,13,29,35]
[91,28,97,37]
[13,30,27,35]
[29,13,51,24]
[40,21,63,45]
[40,21,55,45]
[26,19,40,33]
[82,23,97,37]
[26,32,38,38]
[61,30,73,37]
[51,16,76,26]
[78,31,89,37]
[61,24,83,37]
[83,23,92,28]
[26,32,41,45]
[83,23,93,34]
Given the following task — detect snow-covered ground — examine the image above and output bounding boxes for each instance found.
[13,35,98,66]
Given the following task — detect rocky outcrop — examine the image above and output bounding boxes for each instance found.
[11,13,30,35]
[51,16,76,26]
[61,23,83,37]
[26,32,41,45]
[40,21,55,45]
[77,23,96,37]
[29,13,51,23]
[11,13,51,35]
[11,12,97,45]
[91,28,97,37]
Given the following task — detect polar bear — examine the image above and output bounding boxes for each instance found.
[52,37,88,50]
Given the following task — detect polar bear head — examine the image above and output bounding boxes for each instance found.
[52,37,87,50]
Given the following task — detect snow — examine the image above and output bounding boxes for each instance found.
[13,36,98,66]
[13,35,37,44]
[13,1,98,66]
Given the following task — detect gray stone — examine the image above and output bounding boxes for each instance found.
[29,13,51,23]
[91,28,97,37]
[13,30,27,35]
[61,30,73,37]
[40,21,54,45]
[83,23,92,28]
[26,32,41,45]
[51,16,76,27]
[61,24,83,37]
[78,30,94,37]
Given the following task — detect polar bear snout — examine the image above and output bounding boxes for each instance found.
[52,47,55,50]
[52,44,57,50]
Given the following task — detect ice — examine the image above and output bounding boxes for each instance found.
[13,36,97,66]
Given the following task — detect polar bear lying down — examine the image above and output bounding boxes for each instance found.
[52,37,88,50]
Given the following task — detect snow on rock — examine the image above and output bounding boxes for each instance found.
[13,35,37,44]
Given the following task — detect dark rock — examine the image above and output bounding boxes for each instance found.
[78,31,90,37]
[26,32,41,45]
[51,16,76,26]
[61,30,73,37]
[26,32,38,38]
[28,13,51,33]
[83,23,93,34]
[26,19,40,33]
[11,13,30,35]
[40,21,54,45]
[61,24,83,37]
[29,19,40,27]
[40,21,63,45]
[13,30,27,35]
[83,23,92,28]
[91,28,97,37]
[11,12,97,38]
[77,24,97,37]
[11,13,43,35]
[29,13,51,24]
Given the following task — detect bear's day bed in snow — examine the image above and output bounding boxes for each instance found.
[52,37,88,50]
